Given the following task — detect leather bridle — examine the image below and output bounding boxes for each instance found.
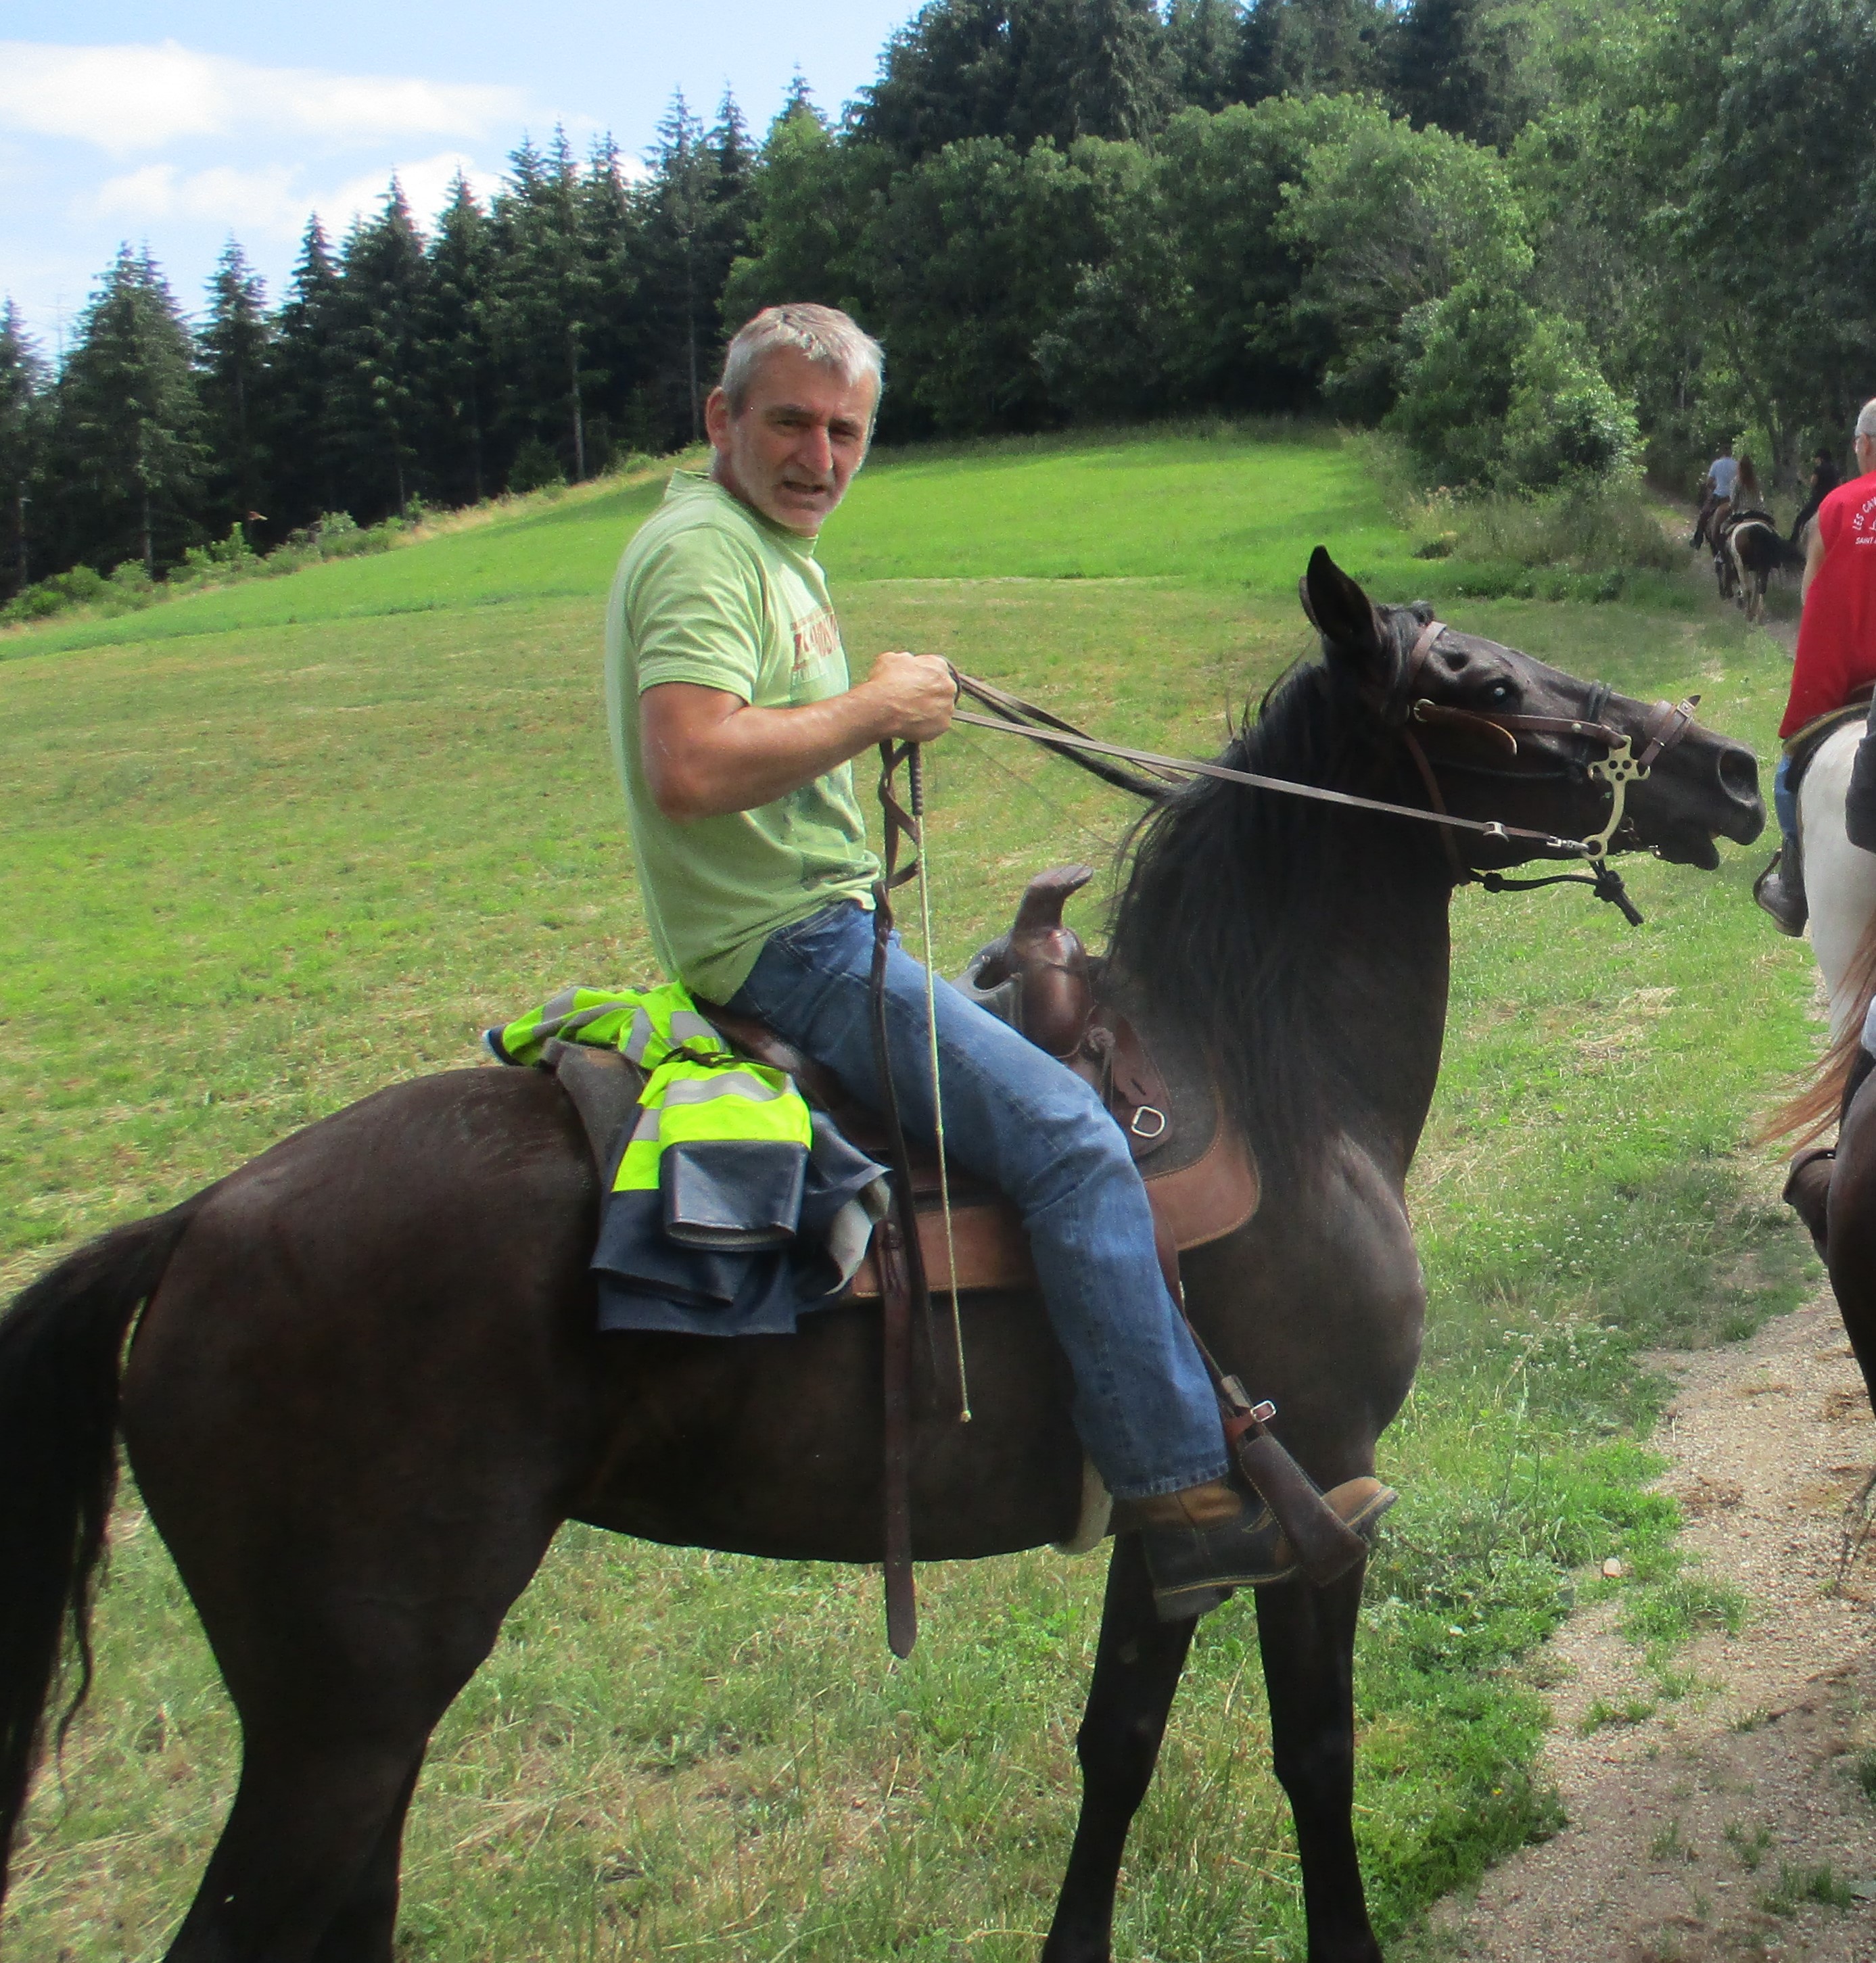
[1394,617,1700,920]
[951,627,1703,926]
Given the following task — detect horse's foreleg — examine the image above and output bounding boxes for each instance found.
[1255,1565,1380,1963]
[163,1728,433,1963]
[1039,1535,1195,1963]
[310,1756,425,1962]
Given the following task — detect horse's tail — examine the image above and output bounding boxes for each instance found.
[0,1192,210,1903]
[1760,907,1876,1149]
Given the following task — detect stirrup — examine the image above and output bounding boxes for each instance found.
[1752,850,1807,937]
[1135,1475,1397,1624]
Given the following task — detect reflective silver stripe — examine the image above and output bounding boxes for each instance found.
[658,1069,787,1107]
[667,1009,722,1045]
[557,1003,621,1040]
[542,986,582,1021]
[630,1107,661,1142]
[622,1006,658,1064]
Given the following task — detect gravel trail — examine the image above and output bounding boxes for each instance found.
[1432,1291,1876,1961]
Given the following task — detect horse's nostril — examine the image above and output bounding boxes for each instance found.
[1718,746,1760,803]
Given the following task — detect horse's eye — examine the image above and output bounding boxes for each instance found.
[1483,681,1516,706]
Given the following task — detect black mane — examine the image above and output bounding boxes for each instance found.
[1107,608,1437,1181]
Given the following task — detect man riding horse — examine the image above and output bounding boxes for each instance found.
[1758,400,1876,933]
[607,302,1278,1620]
[1690,438,1739,550]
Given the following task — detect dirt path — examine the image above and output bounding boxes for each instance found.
[1432,1290,1876,1961]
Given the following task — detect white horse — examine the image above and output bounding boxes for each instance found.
[1799,720,1876,1037]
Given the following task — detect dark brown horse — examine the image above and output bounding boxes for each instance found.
[0,550,1763,1962]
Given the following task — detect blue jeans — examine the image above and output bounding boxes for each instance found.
[1775,752,1797,850]
[726,901,1229,1501]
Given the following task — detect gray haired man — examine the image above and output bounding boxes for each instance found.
[605,303,1304,1619]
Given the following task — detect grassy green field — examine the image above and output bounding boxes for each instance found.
[0,427,1822,1960]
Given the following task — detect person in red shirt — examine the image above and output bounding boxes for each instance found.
[1756,402,1876,933]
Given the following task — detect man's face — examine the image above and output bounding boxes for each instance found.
[1856,431,1876,475]
[705,348,876,536]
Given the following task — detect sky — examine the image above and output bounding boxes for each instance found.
[0,0,917,358]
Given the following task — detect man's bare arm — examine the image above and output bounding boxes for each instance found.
[1802,520,1828,604]
[640,650,956,821]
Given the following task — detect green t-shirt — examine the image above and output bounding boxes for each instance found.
[605,471,879,1001]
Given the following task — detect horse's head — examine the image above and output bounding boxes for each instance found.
[1300,547,1764,872]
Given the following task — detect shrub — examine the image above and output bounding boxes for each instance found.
[1385,281,1534,487]
[1442,482,1678,573]
[2,563,110,624]
[101,561,158,614]
[1386,291,1639,496]
[1502,316,1640,490]
[507,440,566,494]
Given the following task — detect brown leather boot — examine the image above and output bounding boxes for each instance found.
[1115,1477,1298,1623]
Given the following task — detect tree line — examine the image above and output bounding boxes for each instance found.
[0,96,757,598]
[4,0,1873,602]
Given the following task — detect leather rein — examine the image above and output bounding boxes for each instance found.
[950,619,1702,928]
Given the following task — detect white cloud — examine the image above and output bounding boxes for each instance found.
[89,153,507,246]
[94,162,304,234]
[0,41,523,156]
[319,153,509,235]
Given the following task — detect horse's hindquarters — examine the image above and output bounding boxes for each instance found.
[121,1070,608,1686]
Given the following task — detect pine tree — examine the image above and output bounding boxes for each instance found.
[268,218,342,529]
[577,135,647,469]
[1238,0,1385,103]
[490,129,604,482]
[423,174,497,504]
[1035,0,1173,145]
[702,94,759,351]
[1383,0,1525,147]
[852,0,1172,164]
[0,300,47,596]
[197,240,271,537]
[645,93,719,443]
[51,246,206,573]
[1165,0,1246,111]
[329,183,431,515]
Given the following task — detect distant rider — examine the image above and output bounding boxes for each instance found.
[1791,448,1844,544]
[1690,440,1739,550]
[607,302,1305,1620]
[1756,401,1876,935]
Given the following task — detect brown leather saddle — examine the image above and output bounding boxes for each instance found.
[710,866,1257,1297]
[548,866,1259,1297]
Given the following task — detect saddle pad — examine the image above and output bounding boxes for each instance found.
[543,1016,1260,1308]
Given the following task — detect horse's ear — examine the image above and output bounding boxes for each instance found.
[1302,546,1389,686]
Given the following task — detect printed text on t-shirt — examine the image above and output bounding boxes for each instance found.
[792,606,842,675]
